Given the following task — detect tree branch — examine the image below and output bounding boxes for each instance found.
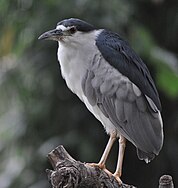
[46,145,174,188]
[159,175,174,188]
[46,145,136,188]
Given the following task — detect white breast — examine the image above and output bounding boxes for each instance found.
[57,30,100,99]
[58,44,84,97]
[57,30,119,135]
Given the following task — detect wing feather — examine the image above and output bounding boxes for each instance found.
[81,52,163,162]
[96,30,162,111]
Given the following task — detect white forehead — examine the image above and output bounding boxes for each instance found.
[56,25,68,31]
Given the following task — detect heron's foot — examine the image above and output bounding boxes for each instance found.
[86,162,105,169]
[86,163,122,185]
[113,172,122,185]
[86,163,113,176]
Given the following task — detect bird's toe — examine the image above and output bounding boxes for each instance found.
[86,163,114,177]
[113,173,122,185]
[86,162,106,169]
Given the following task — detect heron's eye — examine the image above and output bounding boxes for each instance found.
[69,26,77,34]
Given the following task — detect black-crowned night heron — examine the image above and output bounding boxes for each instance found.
[38,18,164,184]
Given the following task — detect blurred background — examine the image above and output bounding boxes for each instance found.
[0,0,178,187]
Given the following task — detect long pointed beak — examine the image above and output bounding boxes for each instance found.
[38,29,63,40]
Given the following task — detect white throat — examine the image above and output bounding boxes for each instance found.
[57,30,102,99]
[56,29,120,135]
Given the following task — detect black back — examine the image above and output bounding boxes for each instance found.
[57,18,96,32]
[96,30,161,110]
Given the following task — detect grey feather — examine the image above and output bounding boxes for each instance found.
[115,99,125,122]
[81,70,96,105]
[137,148,155,163]
[100,80,113,94]
[132,84,141,97]
[82,55,163,162]
[136,96,147,112]
[145,95,158,113]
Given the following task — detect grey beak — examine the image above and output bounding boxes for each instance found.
[38,29,63,40]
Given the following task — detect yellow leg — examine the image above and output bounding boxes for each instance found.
[87,132,117,172]
[98,133,117,168]
[113,135,126,184]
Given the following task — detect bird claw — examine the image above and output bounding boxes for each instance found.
[86,163,122,185]
[86,162,106,169]
[113,173,122,185]
[86,162,113,176]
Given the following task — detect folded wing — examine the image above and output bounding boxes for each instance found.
[81,30,163,162]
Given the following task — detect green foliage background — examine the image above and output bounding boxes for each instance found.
[0,0,178,187]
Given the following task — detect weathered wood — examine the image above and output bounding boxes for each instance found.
[46,145,136,188]
[46,145,174,188]
[159,175,174,188]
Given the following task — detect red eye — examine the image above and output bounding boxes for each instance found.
[70,27,77,34]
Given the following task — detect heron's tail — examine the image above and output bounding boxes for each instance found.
[136,148,155,163]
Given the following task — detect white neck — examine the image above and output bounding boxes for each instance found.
[57,30,102,98]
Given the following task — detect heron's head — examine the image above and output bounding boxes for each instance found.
[38,18,96,44]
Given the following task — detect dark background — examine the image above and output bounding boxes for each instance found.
[0,0,178,187]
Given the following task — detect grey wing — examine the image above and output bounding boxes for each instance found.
[82,55,163,162]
